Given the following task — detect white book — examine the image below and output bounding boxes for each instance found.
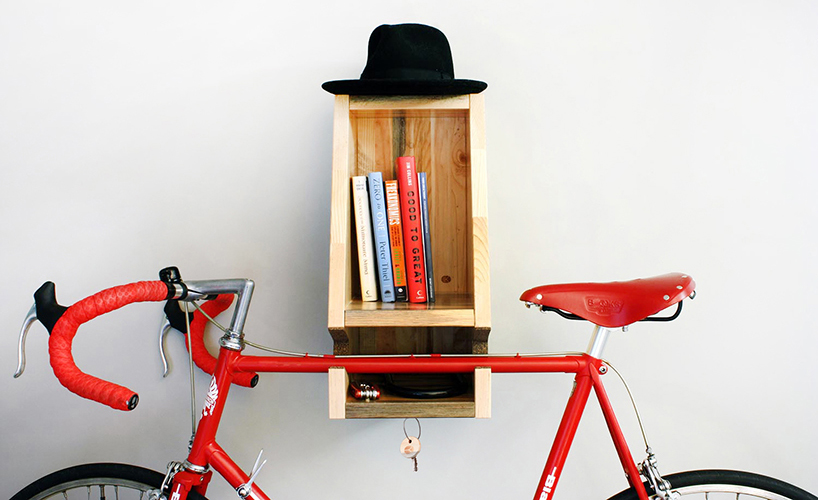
[352,176,378,302]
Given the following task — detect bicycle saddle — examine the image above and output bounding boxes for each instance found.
[520,273,696,328]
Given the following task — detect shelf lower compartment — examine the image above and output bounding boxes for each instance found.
[329,367,491,419]
[346,395,475,419]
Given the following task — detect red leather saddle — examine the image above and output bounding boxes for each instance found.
[519,273,696,328]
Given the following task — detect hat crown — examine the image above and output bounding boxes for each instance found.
[361,24,454,81]
[321,23,486,96]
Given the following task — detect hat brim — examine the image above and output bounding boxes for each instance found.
[322,78,487,96]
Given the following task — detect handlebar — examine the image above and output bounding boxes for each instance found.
[48,280,170,411]
[24,270,256,411]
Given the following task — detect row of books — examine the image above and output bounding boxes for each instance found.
[352,156,435,304]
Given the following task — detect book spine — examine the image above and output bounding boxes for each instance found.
[384,179,408,301]
[367,172,395,302]
[395,156,427,303]
[418,172,435,303]
[351,176,378,302]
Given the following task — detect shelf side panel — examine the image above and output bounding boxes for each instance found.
[328,367,348,419]
[328,95,353,333]
[469,94,491,330]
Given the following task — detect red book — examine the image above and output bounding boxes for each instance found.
[395,156,427,303]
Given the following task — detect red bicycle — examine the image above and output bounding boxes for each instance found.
[11,268,817,500]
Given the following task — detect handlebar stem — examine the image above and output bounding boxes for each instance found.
[183,279,255,350]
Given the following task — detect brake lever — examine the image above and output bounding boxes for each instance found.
[159,298,195,378]
[14,303,38,378]
[159,317,173,378]
[16,282,70,378]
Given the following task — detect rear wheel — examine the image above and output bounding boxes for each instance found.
[608,469,817,500]
[11,463,208,500]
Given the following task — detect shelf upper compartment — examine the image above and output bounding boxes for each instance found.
[327,94,490,353]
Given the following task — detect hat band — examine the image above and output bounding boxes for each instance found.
[362,67,452,81]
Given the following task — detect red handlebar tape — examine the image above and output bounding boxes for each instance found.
[49,281,169,411]
[186,294,259,388]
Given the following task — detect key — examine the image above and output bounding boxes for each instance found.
[400,436,421,472]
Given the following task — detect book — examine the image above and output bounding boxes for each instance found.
[384,179,408,301]
[367,172,395,302]
[351,176,378,302]
[417,172,435,303]
[395,156,427,303]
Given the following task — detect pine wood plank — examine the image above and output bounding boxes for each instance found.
[345,309,474,328]
[344,294,475,328]
[328,95,352,332]
[469,94,491,330]
[328,367,348,419]
[351,114,393,177]
[350,95,470,111]
[474,367,491,418]
[345,399,475,419]
[430,113,470,296]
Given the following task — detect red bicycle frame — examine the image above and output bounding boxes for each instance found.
[169,342,649,500]
[24,275,663,500]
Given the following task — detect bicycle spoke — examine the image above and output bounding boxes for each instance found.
[12,464,187,500]
[659,485,799,499]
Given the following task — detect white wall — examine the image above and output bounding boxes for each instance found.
[2,1,816,498]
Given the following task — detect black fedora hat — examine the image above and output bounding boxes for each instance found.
[322,23,487,96]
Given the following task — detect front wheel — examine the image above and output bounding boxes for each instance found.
[11,463,208,500]
[608,469,817,500]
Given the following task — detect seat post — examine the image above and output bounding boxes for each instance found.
[586,325,612,359]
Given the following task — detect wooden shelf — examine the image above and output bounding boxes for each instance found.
[326,94,491,418]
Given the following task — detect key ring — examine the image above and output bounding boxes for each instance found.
[403,418,421,441]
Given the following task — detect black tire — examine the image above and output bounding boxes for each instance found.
[608,469,817,500]
[11,463,208,500]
